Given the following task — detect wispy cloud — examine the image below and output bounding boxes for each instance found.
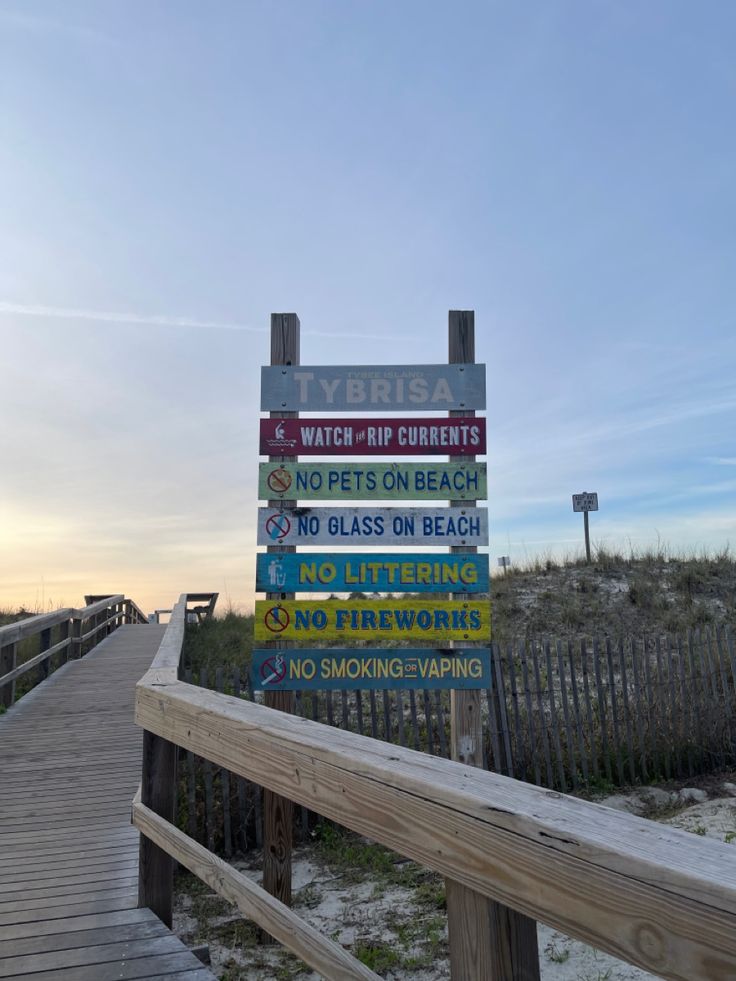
[0,301,414,341]
[0,10,115,46]
[706,457,736,466]
[0,301,265,333]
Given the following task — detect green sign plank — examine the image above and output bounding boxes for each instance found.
[254,599,491,643]
[258,462,487,501]
[251,648,491,691]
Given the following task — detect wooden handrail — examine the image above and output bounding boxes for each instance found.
[0,594,148,707]
[135,668,736,979]
[132,791,379,980]
[146,594,188,683]
[0,608,74,646]
[0,637,72,687]
[136,591,218,928]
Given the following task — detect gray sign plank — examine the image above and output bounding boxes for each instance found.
[261,363,486,412]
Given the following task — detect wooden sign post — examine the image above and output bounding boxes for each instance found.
[255,312,522,976]
[572,491,599,564]
[262,313,299,930]
[445,312,540,981]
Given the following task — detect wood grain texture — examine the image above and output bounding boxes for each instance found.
[0,642,16,707]
[138,730,177,927]
[0,623,215,980]
[446,310,539,980]
[263,312,300,913]
[135,678,736,981]
[133,799,380,980]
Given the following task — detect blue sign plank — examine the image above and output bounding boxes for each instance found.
[251,648,491,691]
[256,552,489,593]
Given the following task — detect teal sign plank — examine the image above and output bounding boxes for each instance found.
[251,648,491,691]
[258,462,487,501]
[256,552,489,593]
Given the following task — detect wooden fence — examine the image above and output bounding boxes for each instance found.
[177,624,736,855]
[135,594,736,980]
[0,594,148,708]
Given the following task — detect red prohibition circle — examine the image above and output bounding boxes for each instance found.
[260,656,287,684]
[265,512,291,542]
[267,467,292,494]
[264,606,289,633]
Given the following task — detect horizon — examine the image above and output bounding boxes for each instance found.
[1,2,735,615]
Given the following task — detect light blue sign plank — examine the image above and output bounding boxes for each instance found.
[256,552,489,593]
[251,648,491,691]
[257,506,488,546]
[261,363,486,412]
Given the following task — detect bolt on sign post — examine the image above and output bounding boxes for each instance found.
[261,313,299,928]
[445,312,540,981]
[572,491,599,563]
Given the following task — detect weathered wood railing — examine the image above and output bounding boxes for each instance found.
[0,594,148,708]
[134,595,736,980]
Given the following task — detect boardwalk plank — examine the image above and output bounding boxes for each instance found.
[0,918,168,958]
[0,624,215,979]
[0,935,184,977]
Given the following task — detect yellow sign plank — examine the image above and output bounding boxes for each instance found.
[254,599,491,643]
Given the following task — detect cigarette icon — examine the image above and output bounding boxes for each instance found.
[261,654,285,686]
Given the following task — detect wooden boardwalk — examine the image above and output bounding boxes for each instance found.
[0,624,215,980]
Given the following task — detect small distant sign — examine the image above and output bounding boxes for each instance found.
[497,556,510,568]
[572,492,598,513]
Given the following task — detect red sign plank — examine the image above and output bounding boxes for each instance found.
[259,417,486,456]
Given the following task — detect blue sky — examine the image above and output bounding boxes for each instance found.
[1,1,734,612]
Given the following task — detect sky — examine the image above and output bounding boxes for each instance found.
[1,1,735,614]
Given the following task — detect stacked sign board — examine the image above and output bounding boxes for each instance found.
[252,364,490,692]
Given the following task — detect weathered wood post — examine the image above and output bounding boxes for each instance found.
[262,312,299,923]
[0,641,17,708]
[60,618,70,663]
[138,729,177,926]
[38,627,51,683]
[445,310,540,980]
[71,615,82,659]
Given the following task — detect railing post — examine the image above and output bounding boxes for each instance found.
[38,627,51,684]
[0,642,17,708]
[71,616,82,658]
[60,618,70,662]
[138,729,177,927]
[446,312,540,981]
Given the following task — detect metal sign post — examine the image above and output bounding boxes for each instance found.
[497,555,511,575]
[572,492,599,563]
